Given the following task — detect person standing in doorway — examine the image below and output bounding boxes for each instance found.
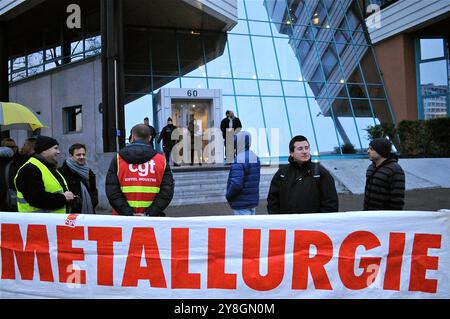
[220,110,242,164]
[364,138,405,211]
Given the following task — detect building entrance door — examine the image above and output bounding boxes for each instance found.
[171,99,211,164]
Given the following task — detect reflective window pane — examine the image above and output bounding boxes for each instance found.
[231,19,250,34]
[308,98,340,154]
[282,81,307,97]
[236,96,268,156]
[261,97,292,157]
[249,21,273,36]
[251,36,280,79]
[274,38,303,81]
[423,96,448,119]
[228,34,256,78]
[420,60,448,89]
[208,78,234,95]
[331,99,362,151]
[285,97,318,153]
[181,77,208,89]
[234,79,259,95]
[259,80,283,96]
[244,0,270,21]
[420,38,445,60]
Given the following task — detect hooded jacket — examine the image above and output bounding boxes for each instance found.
[105,141,174,216]
[267,157,338,214]
[364,154,405,210]
[226,132,261,210]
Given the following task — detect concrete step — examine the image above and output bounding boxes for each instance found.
[173,187,270,199]
[170,170,348,205]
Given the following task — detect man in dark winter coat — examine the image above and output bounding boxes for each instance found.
[59,143,98,214]
[226,131,261,215]
[0,146,15,211]
[106,124,174,216]
[157,117,178,165]
[364,138,405,210]
[14,136,75,213]
[267,135,338,214]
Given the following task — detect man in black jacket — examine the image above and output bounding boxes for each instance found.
[59,143,98,214]
[220,110,242,164]
[267,135,338,214]
[14,136,75,213]
[106,124,174,216]
[157,117,178,165]
[364,138,405,210]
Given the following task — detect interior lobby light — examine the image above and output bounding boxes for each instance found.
[190,31,201,35]
[312,12,319,25]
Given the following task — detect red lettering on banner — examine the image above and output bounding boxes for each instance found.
[171,228,201,289]
[57,226,86,285]
[121,227,166,287]
[338,231,382,290]
[88,227,122,286]
[292,230,333,290]
[207,228,237,289]
[409,234,441,293]
[383,232,406,291]
[242,229,286,291]
[1,224,53,282]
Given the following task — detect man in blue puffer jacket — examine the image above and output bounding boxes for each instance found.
[226,131,261,215]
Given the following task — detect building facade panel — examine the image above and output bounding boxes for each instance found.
[367,0,450,44]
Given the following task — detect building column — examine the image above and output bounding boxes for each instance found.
[101,0,125,152]
[0,22,9,138]
[0,22,8,102]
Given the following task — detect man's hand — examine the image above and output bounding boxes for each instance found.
[63,191,75,202]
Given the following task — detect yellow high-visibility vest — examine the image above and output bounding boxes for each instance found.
[14,157,68,214]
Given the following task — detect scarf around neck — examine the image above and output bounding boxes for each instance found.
[66,157,90,181]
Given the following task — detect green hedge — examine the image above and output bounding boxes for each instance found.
[366,118,450,157]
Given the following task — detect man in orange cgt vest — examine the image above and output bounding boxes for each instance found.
[106,124,174,216]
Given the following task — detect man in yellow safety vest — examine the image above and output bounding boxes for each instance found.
[14,136,75,213]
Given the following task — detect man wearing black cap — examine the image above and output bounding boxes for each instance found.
[14,136,75,213]
[364,137,405,210]
[157,117,178,165]
[267,135,338,214]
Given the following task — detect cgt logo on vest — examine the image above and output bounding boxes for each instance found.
[128,160,156,177]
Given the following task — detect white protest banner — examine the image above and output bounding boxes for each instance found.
[0,211,449,299]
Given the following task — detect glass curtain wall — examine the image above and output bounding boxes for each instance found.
[124,0,394,158]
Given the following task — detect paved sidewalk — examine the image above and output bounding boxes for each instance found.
[96,188,450,217]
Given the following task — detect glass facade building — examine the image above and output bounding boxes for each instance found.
[14,0,449,159]
[123,0,395,159]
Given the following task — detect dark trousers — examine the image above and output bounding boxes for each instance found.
[163,145,174,164]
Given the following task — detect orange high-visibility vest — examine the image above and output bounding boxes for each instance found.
[113,153,166,216]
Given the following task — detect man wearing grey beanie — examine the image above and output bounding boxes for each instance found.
[364,138,405,211]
